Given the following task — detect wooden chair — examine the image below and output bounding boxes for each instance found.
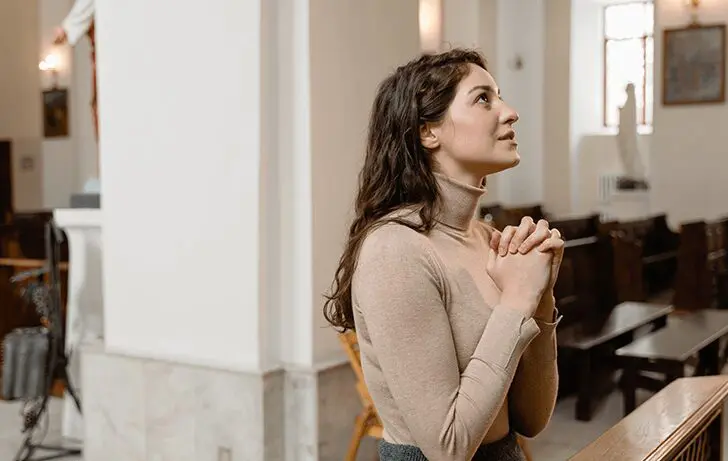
[338,331,534,461]
[339,331,383,461]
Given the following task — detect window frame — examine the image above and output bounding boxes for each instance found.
[602,0,654,128]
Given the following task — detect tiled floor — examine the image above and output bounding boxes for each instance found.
[0,389,652,461]
[0,398,81,461]
[530,389,654,459]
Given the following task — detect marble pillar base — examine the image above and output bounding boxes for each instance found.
[54,208,103,442]
[80,346,377,461]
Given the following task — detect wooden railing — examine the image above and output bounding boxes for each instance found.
[572,376,728,460]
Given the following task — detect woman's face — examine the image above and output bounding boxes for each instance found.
[421,64,520,186]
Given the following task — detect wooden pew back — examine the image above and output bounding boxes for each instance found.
[673,218,728,311]
[551,214,617,326]
[610,214,679,302]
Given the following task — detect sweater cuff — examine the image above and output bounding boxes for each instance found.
[474,306,540,371]
[523,311,561,362]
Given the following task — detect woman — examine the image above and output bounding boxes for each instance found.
[324,49,563,461]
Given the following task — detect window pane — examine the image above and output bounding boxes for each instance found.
[605,2,651,39]
[605,38,646,126]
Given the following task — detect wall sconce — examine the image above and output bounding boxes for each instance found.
[419,0,443,53]
[39,54,60,88]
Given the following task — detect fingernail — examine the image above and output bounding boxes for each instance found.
[509,244,516,254]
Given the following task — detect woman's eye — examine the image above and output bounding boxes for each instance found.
[477,93,490,104]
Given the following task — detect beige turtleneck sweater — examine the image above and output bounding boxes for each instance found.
[352,173,560,461]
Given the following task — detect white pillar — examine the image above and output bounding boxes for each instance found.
[97,0,266,370]
[54,208,103,441]
[81,1,420,459]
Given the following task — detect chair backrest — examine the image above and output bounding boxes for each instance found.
[339,331,376,409]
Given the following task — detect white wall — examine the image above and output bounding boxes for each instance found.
[310,0,421,366]
[570,0,605,213]
[651,0,728,227]
[0,0,93,211]
[542,0,572,216]
[495,0,545,207]
[440,0,573,214]
[0,0,44,211]
[574,133,652,214]
[98,0,264,371]
[39,0,77,209]
[442,0,502,205]
[443,0,479,49]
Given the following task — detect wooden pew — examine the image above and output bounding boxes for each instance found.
[572,376,728,460]
[557,302,672,421]
[550,213,617,326]
[615,309,728,416]
[673,218,728,312]
[610,214,679,302]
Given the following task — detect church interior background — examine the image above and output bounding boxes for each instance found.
[1,0,728,460]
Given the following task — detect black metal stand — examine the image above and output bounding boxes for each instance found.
[11,220,82,461]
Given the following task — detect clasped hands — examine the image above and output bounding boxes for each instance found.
[486,217,564,319]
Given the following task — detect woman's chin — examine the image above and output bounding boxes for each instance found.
[484,154,520,175]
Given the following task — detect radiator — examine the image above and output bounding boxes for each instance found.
[598,174,621,203]
[1,327,49,401]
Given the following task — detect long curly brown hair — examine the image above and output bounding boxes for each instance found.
[323,48,488,332]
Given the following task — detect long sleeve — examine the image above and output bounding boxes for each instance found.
[353,225,541,461]
[61,0,95,46]
[508,292,561,437]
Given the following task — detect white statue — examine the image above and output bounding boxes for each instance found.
[616,83,648,187]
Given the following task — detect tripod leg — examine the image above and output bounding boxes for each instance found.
[57,364,81,414]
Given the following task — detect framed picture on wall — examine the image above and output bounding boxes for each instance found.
[662,24,726,105]
[42,88,69,138]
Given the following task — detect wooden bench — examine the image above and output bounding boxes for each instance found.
[673,218,728,312]
[557,302,673,421]
[610,214,679,302]
[615,309,728,416]
[547,214,620,398]
[550,213,617,325]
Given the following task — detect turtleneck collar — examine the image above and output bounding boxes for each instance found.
[434,172,486,231]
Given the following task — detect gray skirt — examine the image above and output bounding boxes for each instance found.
[378,432,526,461]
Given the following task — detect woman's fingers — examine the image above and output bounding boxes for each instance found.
[498,225,518,256]
[537,228,564,252]
[517,219,551,254]
[506,217,536,255]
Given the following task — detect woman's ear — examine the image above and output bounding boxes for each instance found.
[420,123,439,150]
